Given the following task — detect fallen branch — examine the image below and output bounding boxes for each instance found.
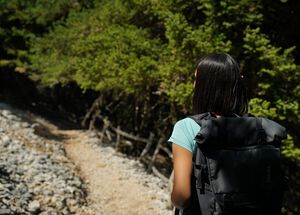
[115,125,121,149]
[99,118,109,144]
[85,112,174,189]
[147,138,164,172]
[139,132,154,160]
[109,124,148,143]
[89,109,101,130]
[152,166,168,183]
[159,145,172,159]
[81,94,102,127]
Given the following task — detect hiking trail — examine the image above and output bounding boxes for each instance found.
[0,103,172,215]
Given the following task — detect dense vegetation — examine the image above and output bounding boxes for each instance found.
[1,0,299,213]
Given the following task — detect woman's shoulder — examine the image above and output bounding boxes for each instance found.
[173,117,201,134]
[169,117,201,153]
[175,117,200,127]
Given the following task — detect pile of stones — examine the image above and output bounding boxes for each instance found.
[0,104,94,215]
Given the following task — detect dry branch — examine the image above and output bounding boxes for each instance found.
[147,138,163,172]
[139,132,154,160]
[99,118,109,144]
[152,166,168,183]
[89,109,101,130]
[81,94,102,127]
[85,112,174,188]
[159,145,172,159]
[109,124,148,143]
[105,130,112,141]
[115,125,121,149]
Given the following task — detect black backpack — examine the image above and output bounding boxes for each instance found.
[178,112,288,215]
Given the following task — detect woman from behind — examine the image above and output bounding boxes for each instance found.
[168,52,248,215]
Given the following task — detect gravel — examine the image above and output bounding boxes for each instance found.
[0,103,172,215]
[0,103,94,214]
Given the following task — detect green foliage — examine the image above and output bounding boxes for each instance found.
[29,0,300,154]
[244,26,300,145]
[248,98,277,118]
[0,0,86,69]
[29,1,162,95]
[282,135,300,164]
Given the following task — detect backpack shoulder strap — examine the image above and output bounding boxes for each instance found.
[188,113,211,195]
[188,112,212,126]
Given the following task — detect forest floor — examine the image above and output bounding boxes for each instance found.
[0,103,172,215]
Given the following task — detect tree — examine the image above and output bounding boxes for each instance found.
[0,0,89,70]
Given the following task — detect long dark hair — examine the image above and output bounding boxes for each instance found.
[192,53,248,115]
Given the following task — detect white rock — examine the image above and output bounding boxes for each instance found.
[28,200,40,212]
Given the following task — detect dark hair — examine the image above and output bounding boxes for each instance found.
[192,52,248,115]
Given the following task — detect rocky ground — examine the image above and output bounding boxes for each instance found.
[0,103,172,215]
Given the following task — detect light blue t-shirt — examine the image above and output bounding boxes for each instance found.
[168,117,201,215]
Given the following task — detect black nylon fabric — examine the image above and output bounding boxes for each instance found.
[181,172,202,215]
[193,116,286,148]
[179,112,288,215]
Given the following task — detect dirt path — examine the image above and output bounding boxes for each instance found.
[52,129,171,215]
[59,129,171,215]
[1,103,172,215]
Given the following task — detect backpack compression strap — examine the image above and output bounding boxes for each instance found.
[188,112,212,194]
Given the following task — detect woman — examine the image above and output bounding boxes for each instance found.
[168,52,248,214]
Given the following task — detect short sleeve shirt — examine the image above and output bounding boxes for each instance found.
[168,117,201,215]
[168,117,201,154]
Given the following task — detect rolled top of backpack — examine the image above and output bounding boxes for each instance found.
[192,115,287,148]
